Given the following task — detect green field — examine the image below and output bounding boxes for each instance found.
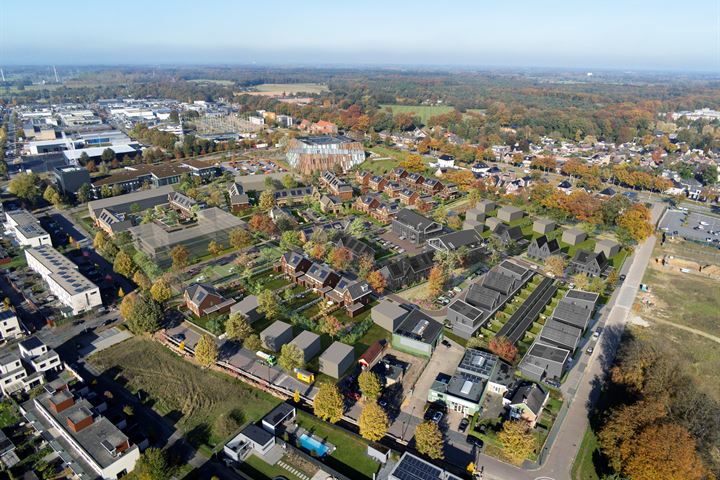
[571,428,601,480]
[88,337,279,448]
[380,104,455,123]
[188,79,235,85]
[251,83,329,94]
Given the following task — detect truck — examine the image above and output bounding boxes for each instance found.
[256,351,277,366]
[293,368,315,384]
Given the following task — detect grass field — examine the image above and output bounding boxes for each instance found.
[89,337,280,448]
[188,79,235,85]
[380,104,455,123]
[249,83,329,95]
[571,428,601,480]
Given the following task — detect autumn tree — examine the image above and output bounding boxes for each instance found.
[359,401,389,441]
[195,334,218,368]
[244,334,262,352]
[572,272,591,291]
[8,172,41,204]
[225,313,253,341]
[257,289,282,320]
[366,270,387,294]
[399,154,426,173]
[544,255,566,277]
[358,370,382,400]
[133,271,151,291]
[229,227,252,250]
[328,246,353,271]
[208,240,223,257]
[121,294,163,334]
[170,245,190,270]
[427,265,447,299]
[319,314,342,338]
[617,204,653,242]
[488,336,518,362]
[313,383,344,423]
[279,343,305,371]
[498,420,536,465]
[623,423,705,480]
[43,185,62,206]
[414,421,444,460]
[357,254,374,279]
[259,190,276,211]
[147,278,171,304]
[113,251,136,277]
[280,231,301,251]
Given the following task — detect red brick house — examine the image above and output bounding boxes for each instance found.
[184,283,235,317]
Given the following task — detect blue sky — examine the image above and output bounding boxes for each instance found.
[1,0,718,71]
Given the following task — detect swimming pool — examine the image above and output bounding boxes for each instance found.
[299,433,331,457]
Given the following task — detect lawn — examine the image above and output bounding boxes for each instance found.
[355,322,390,354]
[561,237,596,257]
[238,454,304,480]
[88,337,280,449]
[571,427,601,480]
[380,104,455,123]
[0,400,19,428]
[356,158,399,175]
[295,411,380,479]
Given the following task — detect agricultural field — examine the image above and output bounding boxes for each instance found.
[248,83,329,95]
[88,337,279,449]
[380,104,455,123]
[188,79,235,85]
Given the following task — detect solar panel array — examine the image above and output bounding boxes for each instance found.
[392,453,444,480]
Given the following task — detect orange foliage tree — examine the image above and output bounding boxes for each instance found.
[488,336,518,362]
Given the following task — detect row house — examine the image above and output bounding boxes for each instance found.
[353,195,399,223]
[368,175,387,192]
[320,171,354,201]
[355,170,371,188]
[398,188,420,206]
[168,191,198,218]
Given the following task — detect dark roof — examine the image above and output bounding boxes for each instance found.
[483,271,516,295]
[571,250,608,268]
[394,208,437,231]
[509,383,548,415]
[540,318,582,349]
[533,235,560,253]
[407,251,435,273]
[526,342,569,364]
[448,299,484,320]
[335,233,374,259]
[241,424,274,446]
[395,309,443,343]
[262,403,295,428]
[185,283,223,305]
[565,289,599,303]
[430,229,483,250]
[465,284,501,310]
[493,223,524,241]
[19,336,45,351]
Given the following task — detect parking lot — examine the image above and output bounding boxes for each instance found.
[378,230,428,257]
[659,209,720,245]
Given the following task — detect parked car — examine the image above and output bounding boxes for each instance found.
[467,435,484,449]
[441,339,451,348]
[546,379,561,388]
[431,411,443,424]
[458,418,469,432]
[586,346,594,355]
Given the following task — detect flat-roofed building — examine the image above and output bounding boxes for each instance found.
[519,342,569,382]
[0,310,21,340]
[319,341,354,379]
[54,165,91,195]
[96,209,133,236]
[4,210,51,247]
[87,185,175,220]
[25,245,102,316]
[392,309,443,358]
[18,337,61,374]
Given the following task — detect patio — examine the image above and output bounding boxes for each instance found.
[286,423,336,457]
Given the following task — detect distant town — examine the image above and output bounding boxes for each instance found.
[0,65,718,480]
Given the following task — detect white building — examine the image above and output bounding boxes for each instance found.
[18,337,61,374]
[4,210,52,247]
[0,350,43,396]
[0,310,21,340]
[25,245,102,316]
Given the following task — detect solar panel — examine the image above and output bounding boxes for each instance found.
[393,454,444,480]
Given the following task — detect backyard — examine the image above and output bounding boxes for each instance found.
[88,337,280,451]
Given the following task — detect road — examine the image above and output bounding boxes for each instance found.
[470,208,661,480]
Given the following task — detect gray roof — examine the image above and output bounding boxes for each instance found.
[465,284,501,310]
[88,185,174,215]
[540,318,582,350]
[394,208,438,232]
[372,299,409,324]
[230,295,259,316]
[526,342,569,364]
[241,424,274,446]
[509,383,548,415]
[319,341,354,365]
[290,330,320,351]
[448,299,484,321]
[25,245,98,296]
[428,229,483,251]
[394,309,443,343]
[261,321,292,339]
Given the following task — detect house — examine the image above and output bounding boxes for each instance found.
[368,175,387,192]
[289,331,321,363]
[506,383,549,428]
[391,208,443,245]
[229,295,261,323]
[594,239,620,258]
[421,177,445,195]
[168,191,197,217]
[18,337,61,374]
[260,321,294,352]
[570,250,607,277]
[398,188,420,206]
[391,167,409,181]
[538,318,583,352]
[261,403,296,435]
[492,223,524,245]
[319,194,343,214]
[404,172,425,188]
[96,208,133,236]
[309,120,338,135]
[372,298,410,332]
[355,171,371,187]
[389,453,462,480]
[319,341,354,379]
[358,340,387,370]
[475,199,497,214]
[327,276,374,317]
[552,289,598,331]
[597,187,617,198]
[0,351,40,395]
[334,233,374,261]
[527,235,561,261]
[533,218,556,235]
[485,216,503,231]
[273,186,314,206]
[320,171,353,201]
[436,154,455,169]
[228,182,250,212]
[463,207,485,230]
[223,424,275,462]
[557,180,573,194]
[561,228,587,246]
[519,342,570,382]
[303,262,341,291]
[427,229,485,263]
[497,206,524,223]
[4,210,51,247]
[378,251,434,290]
[184,283,235,317]
[355,194,399,223]
[392,309,443,358]
[383,182,403,198]
[0,310,21,341]
[446,299,486,339]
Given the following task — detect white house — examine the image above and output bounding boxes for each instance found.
[18,337,61,374]
[0,310,21,340]
[4,210,51,247]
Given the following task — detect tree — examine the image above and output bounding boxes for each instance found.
[132,448,173,480]
[313,383,344,423]
[293,389,300,403]
[498,420,536,465]
[319,314,342,338]
[358,254,375,279]
[617,204,653,242]
[214,409,243,440]
[149,278,173,303]
[208,240,223,257]
[8,172,41,204]
[229,227,252,250]
[280,231,301,251]
[259,190,276,212]
[279,343,305,371]
[281,174,297,189]
[366,270,387,294]
[43,185,62,206]
[133,271,151,291]
[257,289,282,320]
[122,294,163,334]
[170,245,190,270]
[195,334,218,368]
[488,336,518,362]
[427,265,447,299]
[544,255,566,277]
[244,333,262,351]
[399,154,426,172]
[358,371,382,400]
[113,251,136,278]
[225,313,253,341]
[572,272,591,291]
[328,246,353,271]
[348,218,366,237]
[359,401,389,441]
[623,423,705,480]
[414,421,444,460]
[101,148,115,164]
[77,183,92,203]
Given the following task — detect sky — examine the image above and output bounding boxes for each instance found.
[1,0,718,71]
